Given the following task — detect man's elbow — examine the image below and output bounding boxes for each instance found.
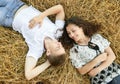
[57,4,64,9]
[57,4,64,12]
[25,72,32,80]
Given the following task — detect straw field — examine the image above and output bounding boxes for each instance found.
[0,0,120,84]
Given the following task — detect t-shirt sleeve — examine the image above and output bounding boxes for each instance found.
[55,20,65,29]
[26,44,44,61]
[54,20,65,39]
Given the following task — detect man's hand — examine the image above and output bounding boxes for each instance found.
[29,14,44,28]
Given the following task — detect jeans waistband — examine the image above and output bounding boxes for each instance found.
[4,0,25,27]
[6,0,25,18]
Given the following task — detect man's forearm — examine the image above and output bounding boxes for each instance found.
[28,4,64,28]
[39,4,64,20]
[26,61,51,80]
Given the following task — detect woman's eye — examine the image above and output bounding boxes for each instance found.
[67,32,70,35]
[72,30,75,32]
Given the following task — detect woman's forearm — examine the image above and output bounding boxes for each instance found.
[88,47,116,77]
[77,59,98,75]
[96,47,116,71]
[77,53,107,75]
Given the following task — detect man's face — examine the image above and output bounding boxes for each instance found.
[47,39,65,56]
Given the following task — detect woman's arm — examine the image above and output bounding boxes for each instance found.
[29,4,65,28]
[77,53,107,75]
[88,46,116,77]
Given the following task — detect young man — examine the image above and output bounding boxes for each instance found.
[0,0,65,80]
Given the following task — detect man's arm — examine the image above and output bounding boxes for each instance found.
[29,4,65,28]
[25,57,51,80]
[77,53,107,75]
[41,4,65,20]
[88,46,116,77]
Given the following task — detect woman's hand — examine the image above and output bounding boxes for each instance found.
[29,14,44,28]
[95,53,107,63]
[88,67,101,77]
[87,53,107,77]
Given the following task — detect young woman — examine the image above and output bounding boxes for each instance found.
[0,0,66,80]
[61,16,120,84]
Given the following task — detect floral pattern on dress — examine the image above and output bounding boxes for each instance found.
[69,34,110,68]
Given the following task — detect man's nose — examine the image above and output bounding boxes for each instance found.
[57,42,61,46]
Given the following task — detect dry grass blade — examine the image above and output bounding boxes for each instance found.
[0,0,120,84]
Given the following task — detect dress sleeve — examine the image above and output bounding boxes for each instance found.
[69,47,85,68]
[95,34,110,49]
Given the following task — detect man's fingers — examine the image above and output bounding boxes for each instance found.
[29,20,36,28]
[30,20,36,25]
[38,22,42,27]
[29,19,42,28]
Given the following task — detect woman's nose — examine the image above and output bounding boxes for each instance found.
[70,33,74,38]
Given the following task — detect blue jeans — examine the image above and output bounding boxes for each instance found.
[0,0,25,27]
[108,75,120,84]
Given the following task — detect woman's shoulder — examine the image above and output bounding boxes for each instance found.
[92,34,102,38]
[92,34,109,41]
[91,34,104,41]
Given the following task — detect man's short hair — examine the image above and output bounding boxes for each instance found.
[47,54,66,66]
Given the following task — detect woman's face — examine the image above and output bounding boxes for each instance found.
[66,24,85,43]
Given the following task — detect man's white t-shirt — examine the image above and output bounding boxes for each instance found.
[12,6,65,61]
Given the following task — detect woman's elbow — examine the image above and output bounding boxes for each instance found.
[111,51,116,61]
[109,53,116,62]
[77,69,86,75]
[113,55,116,61]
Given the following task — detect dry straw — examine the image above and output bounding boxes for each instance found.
[0,0,120,84]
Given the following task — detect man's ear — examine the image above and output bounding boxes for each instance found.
[46,50,51,56]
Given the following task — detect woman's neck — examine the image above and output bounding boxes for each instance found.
[77,36,90,46]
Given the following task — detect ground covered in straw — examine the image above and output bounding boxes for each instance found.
[0,0,120,84]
